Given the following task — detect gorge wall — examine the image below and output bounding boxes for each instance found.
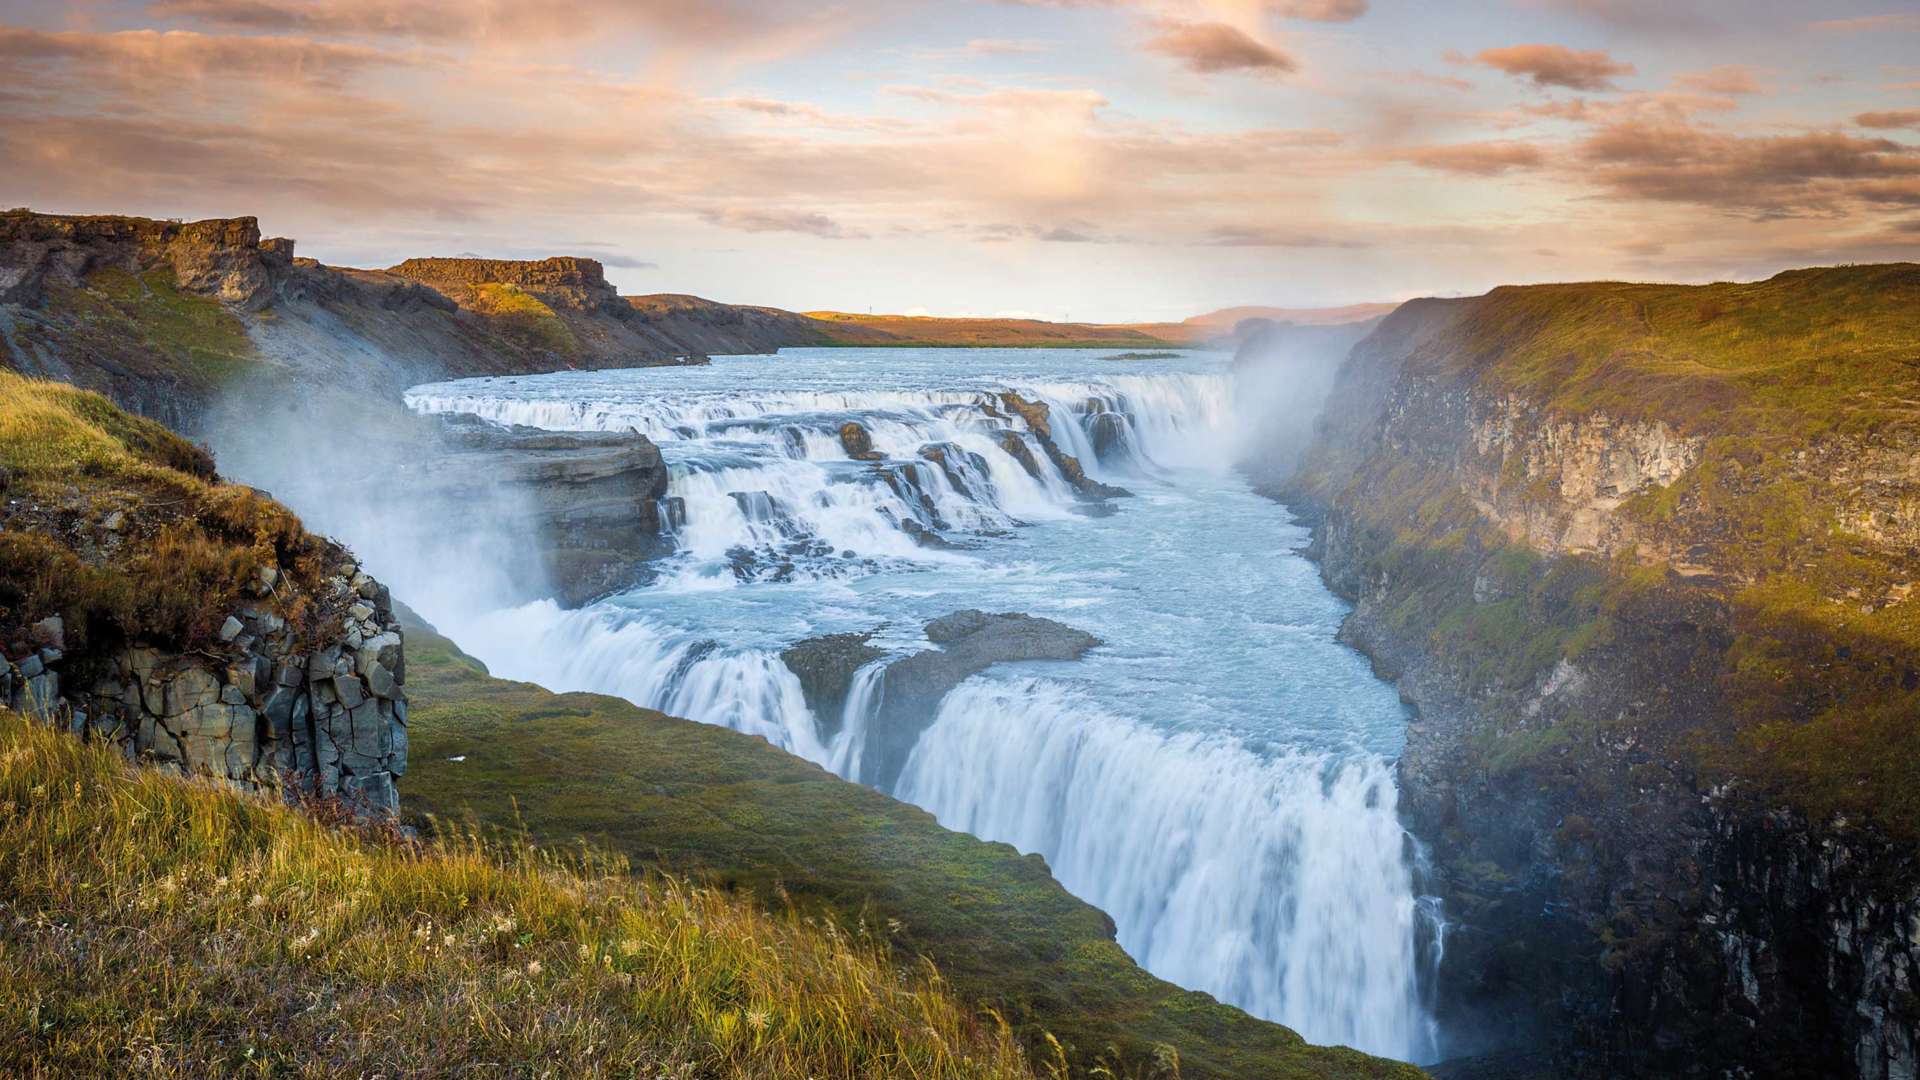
[1257,266,1920,1077]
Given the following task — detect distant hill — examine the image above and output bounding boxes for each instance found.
[804,310,1179,348]
[804,302,1396,349]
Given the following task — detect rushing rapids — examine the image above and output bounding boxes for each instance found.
[403,347,1442,1062]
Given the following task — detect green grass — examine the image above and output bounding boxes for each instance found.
[0,708,1039,1079]
[400,617,1425,1080]
[465,283,581,359]
[1404,264,1920,439]
[37,266,257,387]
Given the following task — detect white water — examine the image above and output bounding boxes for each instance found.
[405,347,1440,1062]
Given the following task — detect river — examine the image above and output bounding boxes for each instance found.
[403,346,1441,1062]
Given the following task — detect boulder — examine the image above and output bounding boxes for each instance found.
[27,615,63,652]
[839,421,884,462]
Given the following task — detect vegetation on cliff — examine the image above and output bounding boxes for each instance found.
[1286,262,1920,836]
[0,708,1037,1078]
[0,372,330,655]
[400,618,1422,1080]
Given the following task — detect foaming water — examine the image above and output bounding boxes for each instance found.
[898,677,1434,1058]
[404,347,1439,1062]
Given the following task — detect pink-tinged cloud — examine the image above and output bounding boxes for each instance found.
[0,25,419,83]
[1402,141,1547,175]
[1146,21,1295,75]
[144,0,849,45]
[1472,44,1636,92]
[1856,110,1920,131]
[1202,225,1367,248]
[1672,65,1765,95]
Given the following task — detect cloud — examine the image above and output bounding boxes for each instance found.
[1145,21,1295,75]
[1266,0,1367,21]
[1402,141,1546,175]
[1524,0,1715,35]
[1810,14,1920,33]
[698,207,865,239]
[1201,225,1367,248]
[1857,110,1920,131]
[144,0,849,46]
[1470,44,1636,92]
[0,25,419,85]
[599,254,661,269]
[1577,122,1920,216]
[913,37,1053,59]
[1672,65,1765,95]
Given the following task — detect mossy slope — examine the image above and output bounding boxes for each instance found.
[401,617,1424,1080]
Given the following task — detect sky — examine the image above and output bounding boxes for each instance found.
[2,1,1918,321]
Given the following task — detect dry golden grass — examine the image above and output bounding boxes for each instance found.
[0,708,1042,1079]
[0,372,329,652]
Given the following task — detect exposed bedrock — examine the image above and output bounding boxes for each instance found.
[838,420,884,462]
[2,559,409,818]
[207,384,677,611]
[779,632,886,741]
[1266,283,1920,1079]
[856,610,1101,791]
[0,210,831,434]
[987,392,1130,499]
[422,415,677,606]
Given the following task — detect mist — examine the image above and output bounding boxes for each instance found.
[1229,317,1382,485]
[203,370,555,630]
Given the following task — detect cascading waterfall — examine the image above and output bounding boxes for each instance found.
[403,349,1440,1063]
[896,677,1437,1060]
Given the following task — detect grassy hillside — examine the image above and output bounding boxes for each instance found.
[400,618,1424,1080]
[1397,263,1920,439]
[0,708,1038,1078]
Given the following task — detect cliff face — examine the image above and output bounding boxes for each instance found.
[1262,266,1920,1077]
[0,210,831,433]
[0,372,409,815]
[6,558,409,816]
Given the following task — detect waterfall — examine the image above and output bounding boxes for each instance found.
[400,353,1440,1064]
[896,676,1437,1062]
[827,660,887,778]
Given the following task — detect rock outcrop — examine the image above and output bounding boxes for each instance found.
[422,415,678,605]
[988,392,1130,500]
[2,558,408,817]
[860,610,1101,790]
[779,631,886,739]
[0,209,290,309]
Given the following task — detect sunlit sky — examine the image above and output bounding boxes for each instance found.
[3,0,1918,320]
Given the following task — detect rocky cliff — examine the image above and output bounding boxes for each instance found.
[0,210,832,433]
[0,371,408,815]
[1260,265,1920,1077]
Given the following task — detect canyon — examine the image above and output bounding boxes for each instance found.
[2,208,1917,1079]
